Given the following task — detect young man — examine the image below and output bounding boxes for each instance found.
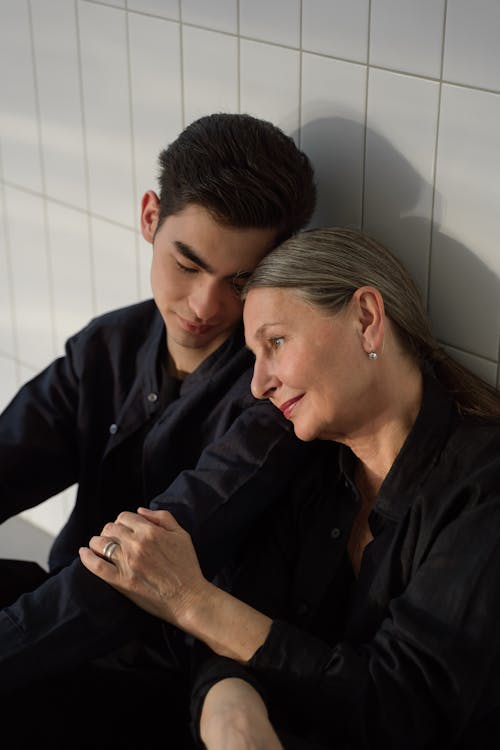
[0,114,316,740]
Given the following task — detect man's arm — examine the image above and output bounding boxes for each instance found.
[150,397,313,579]
[0,388,311,689]
[0,557,143,692]
[0,347,80,521]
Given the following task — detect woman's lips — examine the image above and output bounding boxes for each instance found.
[279,394,304,419]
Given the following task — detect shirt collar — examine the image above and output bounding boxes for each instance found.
[180,321,247,393]
[339,372,457,521]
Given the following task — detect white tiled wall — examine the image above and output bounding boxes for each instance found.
[1,0,499,535]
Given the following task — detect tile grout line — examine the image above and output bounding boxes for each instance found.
[236,0,241,113]
[297,0,303,149]
[75,0,97,316]
[0,153,21,383]
[73,3,500,99]
[425,0,448,314]
[179,0,186,129]
[0,179,144,232]
[124,3,142,301]
[360,0,372,231]
[28,0,58,362]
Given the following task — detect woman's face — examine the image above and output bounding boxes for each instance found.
[244,287,373,443]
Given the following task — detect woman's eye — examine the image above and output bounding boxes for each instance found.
[175,259,198,274]
[270,337,284,350]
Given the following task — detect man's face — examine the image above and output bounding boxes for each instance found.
[141,193,276,375]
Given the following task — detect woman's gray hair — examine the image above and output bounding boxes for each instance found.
[243,227,500,418]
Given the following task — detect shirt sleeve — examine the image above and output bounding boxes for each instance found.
[188,468,325,742]
[0,345,316,688]
[0,334,81,520]
[149,399,316,579]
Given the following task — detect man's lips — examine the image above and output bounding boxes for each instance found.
[177,314,215,335]
[278,394,304,419]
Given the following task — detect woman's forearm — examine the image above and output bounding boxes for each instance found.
[200,678,283,750]
[179,580,272,662]
[79,508,272,662]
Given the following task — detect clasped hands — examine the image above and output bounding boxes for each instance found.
[79,508,282,749]
[79,507,207,628]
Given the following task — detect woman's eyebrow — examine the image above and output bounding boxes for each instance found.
[254,323,281,339]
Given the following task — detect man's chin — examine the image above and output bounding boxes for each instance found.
[171,327,228,352]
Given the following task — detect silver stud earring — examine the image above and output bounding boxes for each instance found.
[368,351,377,360]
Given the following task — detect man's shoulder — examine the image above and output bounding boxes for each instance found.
[71,299,159,345]
[85,298,158,331]
[61,299,162,375]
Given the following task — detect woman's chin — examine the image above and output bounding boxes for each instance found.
[292,422,318,443]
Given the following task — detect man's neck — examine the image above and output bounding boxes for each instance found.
[166,331,233,380]
[166,353,188,381]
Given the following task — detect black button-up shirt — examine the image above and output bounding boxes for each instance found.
[0,300,314,690]
[192,374,500,749]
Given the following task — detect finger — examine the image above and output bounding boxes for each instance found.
[79,547,118,583]
[101,520,134,541]
[137,507,180,530]
[114,510,153,530]
[89,534,120,562]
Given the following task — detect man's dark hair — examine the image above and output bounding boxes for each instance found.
[156,113,316,243]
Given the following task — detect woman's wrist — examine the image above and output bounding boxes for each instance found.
[176,578,220,633]
[180,582,273,662]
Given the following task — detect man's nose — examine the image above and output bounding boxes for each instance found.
[189,279,221,321]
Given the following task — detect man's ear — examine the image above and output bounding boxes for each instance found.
[352,286,385,355]
[140,191,160,243]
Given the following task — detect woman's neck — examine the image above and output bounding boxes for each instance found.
[348,362,423,498]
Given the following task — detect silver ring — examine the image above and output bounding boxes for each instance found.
[102,540,119,560]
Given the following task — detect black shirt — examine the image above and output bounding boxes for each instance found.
[0,300,315,690]
[192,373,500,749]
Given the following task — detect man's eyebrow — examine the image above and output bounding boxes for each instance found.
[174,240,253,281]
[174,241,214,273]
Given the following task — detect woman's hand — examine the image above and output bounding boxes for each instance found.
[79,507,209,627]
[200,678,283,750]
[80,507,273,660]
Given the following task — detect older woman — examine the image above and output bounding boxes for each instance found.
[80,228,500,749]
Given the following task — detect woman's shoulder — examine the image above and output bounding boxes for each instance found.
[453,411,500,455]
[436,411,500,497]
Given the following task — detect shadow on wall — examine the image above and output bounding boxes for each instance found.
[296,115,499,376]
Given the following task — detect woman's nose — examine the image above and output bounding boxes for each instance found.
[251,358,279,400]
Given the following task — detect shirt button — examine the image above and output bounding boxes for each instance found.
[109,423,118,435]
[147,392,158,403]
[331,527,341,540]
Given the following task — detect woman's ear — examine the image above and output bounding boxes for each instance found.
[140,191,160,243]
[352,286,385,356]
